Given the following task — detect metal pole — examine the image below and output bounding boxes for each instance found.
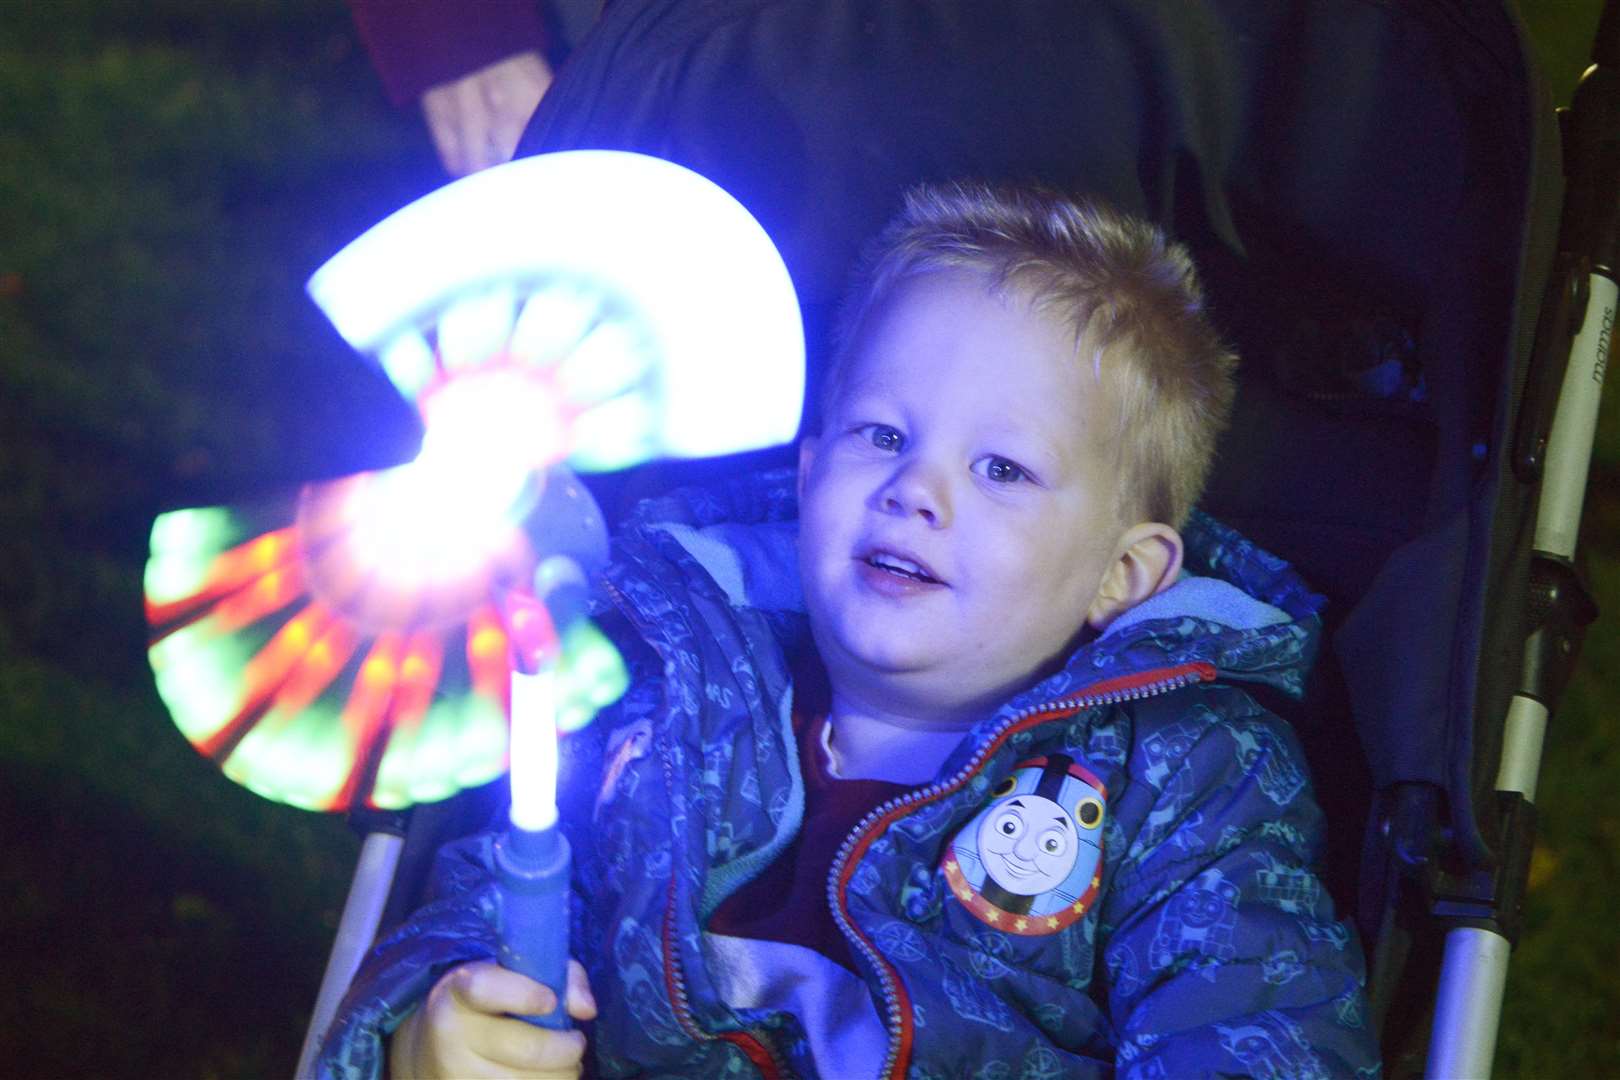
[1533,274,1617,559]
[293,830,406,1079]
[1424,269,1615,1079]
[1428,928,1511,1080]
[1494,694,1550,802]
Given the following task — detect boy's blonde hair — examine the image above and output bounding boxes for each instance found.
[826,180,1236,527]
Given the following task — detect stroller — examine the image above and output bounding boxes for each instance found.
[273,0,1609,1075]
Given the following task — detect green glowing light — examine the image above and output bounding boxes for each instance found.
[146,508,237,605]
[369,695,429,808]
[370,694,507,809]
[225,702,348,810]
[454,694,510,788]
[558,620,629,732]
[151,622,255,744]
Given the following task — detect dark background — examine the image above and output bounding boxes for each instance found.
[1,1,1615,1075]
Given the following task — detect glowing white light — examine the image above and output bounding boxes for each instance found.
[343,465,509,584]
[508,667,560,832]
[307,151,804,465]
[509,284,601,366]
[438,285,517,371]
[378,330,437,398]
[343,370,565,583]
[555,321,649,404]
[419,367,566,471]
[566,392,658,472]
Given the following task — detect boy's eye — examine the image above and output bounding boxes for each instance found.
[973,456,1027,484]
[861,424,905,452]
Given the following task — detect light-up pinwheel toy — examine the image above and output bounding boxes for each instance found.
[141,151,803,1074]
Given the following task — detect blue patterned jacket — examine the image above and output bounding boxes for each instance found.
[318,469,1379,1079]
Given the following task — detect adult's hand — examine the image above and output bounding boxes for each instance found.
[421,50,552,177]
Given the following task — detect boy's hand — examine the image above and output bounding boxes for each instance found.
[390,959,596,1079]
[420,51,552,177]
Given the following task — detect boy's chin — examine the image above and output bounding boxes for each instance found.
[825,651,1025,726]
[821,626,939,679]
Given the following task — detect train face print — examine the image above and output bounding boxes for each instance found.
[944,754,1106,935]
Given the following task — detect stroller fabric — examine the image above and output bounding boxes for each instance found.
[517,0,1549,885]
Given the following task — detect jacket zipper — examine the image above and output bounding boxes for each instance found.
[825,660,1218,1080]
[603,574,1214,1077]
[660,876,787,1077]
[598,578,790,1076]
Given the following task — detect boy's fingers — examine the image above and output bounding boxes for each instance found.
[565,959,598,1020]
[468,1014,587,1076]
[450,961,559,1019]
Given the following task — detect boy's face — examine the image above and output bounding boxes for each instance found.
[799,269,1131,724]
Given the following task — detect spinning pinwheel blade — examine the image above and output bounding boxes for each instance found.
[140,151,804,1071]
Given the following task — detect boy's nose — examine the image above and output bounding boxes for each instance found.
[879,458,951,527]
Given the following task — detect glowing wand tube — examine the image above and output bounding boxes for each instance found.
[494,591,573,1029]
[508,663,562,834]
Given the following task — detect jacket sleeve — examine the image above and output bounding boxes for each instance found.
[347,0,549,106]
[314,832,505,1080]
[313,636,628,1080]
[1097,692,1381,1078]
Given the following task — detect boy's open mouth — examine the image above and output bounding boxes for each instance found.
[863,550,943,585]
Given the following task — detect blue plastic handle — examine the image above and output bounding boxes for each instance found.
[493,826,573,1029]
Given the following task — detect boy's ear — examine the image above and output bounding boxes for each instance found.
[1085,523,1184,632]
[796,436,820,500]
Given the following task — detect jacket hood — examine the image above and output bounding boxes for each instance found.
[1066,509,1327,700]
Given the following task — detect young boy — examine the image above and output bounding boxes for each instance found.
[320,182,1380,1078]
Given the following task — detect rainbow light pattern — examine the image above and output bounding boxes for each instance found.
[145,284,636,812]
[145,151,803,815]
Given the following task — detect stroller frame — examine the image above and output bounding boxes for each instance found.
[1422,4,1616,1072]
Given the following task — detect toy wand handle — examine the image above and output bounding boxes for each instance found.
[493,816,573,1030]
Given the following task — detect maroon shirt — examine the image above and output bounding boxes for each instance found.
[709,699,912,972]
